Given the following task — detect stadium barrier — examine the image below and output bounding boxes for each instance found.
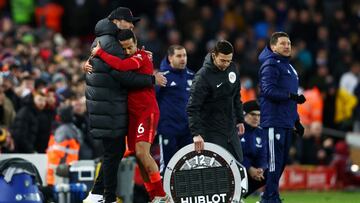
[280,165,336,190]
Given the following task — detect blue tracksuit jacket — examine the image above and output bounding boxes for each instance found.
[258,46,299,129]
[240,123,268,170]
[156,58,194,134]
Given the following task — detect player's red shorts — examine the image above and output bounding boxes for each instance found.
[127,112,159,152]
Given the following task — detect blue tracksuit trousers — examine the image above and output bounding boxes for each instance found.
[159,131,193,175]
[261,127,292,203]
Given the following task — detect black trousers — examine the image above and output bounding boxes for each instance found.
[92,136,126,203]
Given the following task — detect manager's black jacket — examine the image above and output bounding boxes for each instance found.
[86,18,153,139]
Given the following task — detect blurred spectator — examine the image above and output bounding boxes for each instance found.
[167,28,181,46]
[335,87,358,131]
[314,25,331,52]
[318,137,335,165]
[183,39,202,72]
[33,87,57,153]
[330,141,360,188]
[296,121,326,165]
[52,72,71,102]
[322,82,337,129]
[240,76,256,103]
[0,127,15,153]
[140,27,164,68]
[35,2,64,32]
[46,105,81,186]
[331,37,353,80]
[297,86,323,127]
[315,48,329,67]
[329,8,351,41]
[284,7,297,34]
[10,0,35,25]
[308,65,333,92]
[339,61,360,95]
[2,72,21,111]
[15,43,33,72]
[34,78,47,91]
[199,5,218,42]
[222,4,245,36]
[14,75,34,99]
[176,0,198,35]
[10,91,47,153]
[253,5,275,41]
[155,1,175,32]
[290,9,317,45]
[0,82,16,153]
[292,40,313,83]
[0,85,16,128]
[275,0,288,30]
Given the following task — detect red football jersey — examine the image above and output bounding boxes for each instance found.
[96,48,159,116]
[127,50,158,115]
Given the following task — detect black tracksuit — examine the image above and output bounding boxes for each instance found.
[187,53,244,162]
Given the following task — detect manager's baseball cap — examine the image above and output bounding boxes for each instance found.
[108,7,140,23]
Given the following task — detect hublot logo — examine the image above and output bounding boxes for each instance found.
[180,194,227,203]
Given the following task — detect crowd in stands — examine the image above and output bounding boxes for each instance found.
[0,0,359,172]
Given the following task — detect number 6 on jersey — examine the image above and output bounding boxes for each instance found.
[137,123,144,134]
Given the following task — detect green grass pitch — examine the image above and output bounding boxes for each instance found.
[244,191,360,203]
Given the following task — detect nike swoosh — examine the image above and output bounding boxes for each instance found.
[216,83,223,88]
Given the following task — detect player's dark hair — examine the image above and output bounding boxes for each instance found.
[117,29,137,43]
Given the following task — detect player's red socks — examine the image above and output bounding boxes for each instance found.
[144,172,166,200]
[144,182,156,200]
[149,172,166,197]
